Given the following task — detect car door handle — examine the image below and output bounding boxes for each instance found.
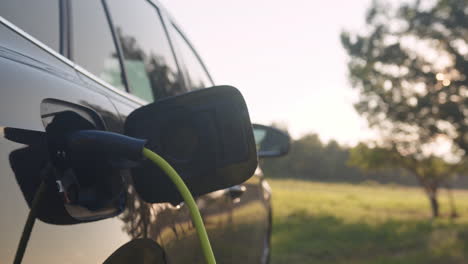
[227,185,246,200]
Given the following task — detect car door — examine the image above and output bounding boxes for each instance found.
[0,1,143,263]
[92,0,200,263]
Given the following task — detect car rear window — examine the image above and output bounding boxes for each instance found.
[106,0,184,101]
[71,0,126,90]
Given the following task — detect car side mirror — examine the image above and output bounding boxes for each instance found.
[124,86,258,203]
[253,124,290,158]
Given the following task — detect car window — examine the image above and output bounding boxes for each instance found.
[71,0,126,90]
[169,25,213,91]
[106,0,183,102]
[0,0,60,52]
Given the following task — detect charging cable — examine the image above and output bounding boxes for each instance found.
[13,180,47,264]
[142,148,216,264]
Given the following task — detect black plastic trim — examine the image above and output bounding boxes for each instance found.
[101,0,131,93]
[147,0,187,91]
[59,0,71,57]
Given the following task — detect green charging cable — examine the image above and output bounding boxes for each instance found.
[142,148,217,264]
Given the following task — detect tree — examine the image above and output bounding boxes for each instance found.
[349,144,464,217]
[342,0,468,156]
[341,0,468,217]
[261,132,333,180]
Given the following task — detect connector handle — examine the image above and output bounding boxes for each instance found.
[67,130,147,161]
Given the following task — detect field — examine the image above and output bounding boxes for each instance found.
[269,179,468,264]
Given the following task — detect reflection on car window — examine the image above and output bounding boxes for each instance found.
[107,0,183,102]
[254,128,267,146]
[0,0,60,52]
[72,0,126,90]
[169,25,213,91]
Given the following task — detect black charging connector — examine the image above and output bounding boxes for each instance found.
[66,130,147,162]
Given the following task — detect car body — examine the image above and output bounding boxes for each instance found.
[0,0,273,263]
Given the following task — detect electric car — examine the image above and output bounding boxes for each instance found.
[0,1,289,263]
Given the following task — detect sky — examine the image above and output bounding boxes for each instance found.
[159,0,374,145]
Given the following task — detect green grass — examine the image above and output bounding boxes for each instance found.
[269,179,468,264]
